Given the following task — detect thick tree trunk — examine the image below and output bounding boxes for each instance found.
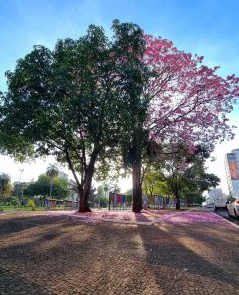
[175,181,180,210]
[175,196,180,210]
[78,151,98,213]
[132,136,142,213]
[79,174,92,212]
[132,160,142,212]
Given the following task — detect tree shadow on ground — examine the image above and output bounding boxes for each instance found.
[1,214,239,294]
[0,215,58,238]
[136,221,239,294]
[0,265,54,295]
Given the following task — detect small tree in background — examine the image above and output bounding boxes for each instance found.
[25,174,70,202]
[142,144,220,208]
[0,173,12,202]
[46,164,59,198]
[26,199,35,208]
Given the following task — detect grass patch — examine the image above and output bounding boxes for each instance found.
[0,206,45,211]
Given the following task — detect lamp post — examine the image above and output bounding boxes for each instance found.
[16,169,24,205]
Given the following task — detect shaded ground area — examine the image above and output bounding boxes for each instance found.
[0,211,239,295]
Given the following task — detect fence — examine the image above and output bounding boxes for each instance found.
[108,193,177,210]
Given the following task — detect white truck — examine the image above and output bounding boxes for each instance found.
[213,197,227,211]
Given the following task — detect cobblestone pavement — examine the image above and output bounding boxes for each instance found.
[0,213,239,295]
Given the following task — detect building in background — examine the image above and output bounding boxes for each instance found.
[225,149,239,197]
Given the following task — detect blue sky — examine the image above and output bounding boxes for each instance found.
[0,0,239,191]
[1,0,239,87]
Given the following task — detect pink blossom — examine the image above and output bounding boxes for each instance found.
[12,209,233,228]
[143,34,239,149]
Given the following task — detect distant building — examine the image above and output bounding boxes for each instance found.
[225,149,239,198]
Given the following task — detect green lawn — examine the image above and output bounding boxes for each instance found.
[0,206,45,211]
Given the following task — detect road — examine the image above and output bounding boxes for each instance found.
[210,207,239,226]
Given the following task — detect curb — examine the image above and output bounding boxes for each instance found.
[209,209,239,230]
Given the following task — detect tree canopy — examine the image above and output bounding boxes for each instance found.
[142,144,220,207]
[0,20,238,212]
[25,174,70,199]
[0,173,12,201]
[0,20,147,212]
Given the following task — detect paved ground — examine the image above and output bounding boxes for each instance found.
[0,211,239,295]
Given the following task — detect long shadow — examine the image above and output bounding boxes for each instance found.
[0,265,54,295]
[1,213,239,294]
[0,214,58,238]
[136,221,239,294]
[0,215,165,294]
[0,218,102,294]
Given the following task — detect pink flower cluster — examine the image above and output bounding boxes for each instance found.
[143,34,239,148]
[17,209,230,227]
[161,211,225,224]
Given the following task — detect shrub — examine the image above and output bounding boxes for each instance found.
[100,196,108,208]
[27,199,35,208]
[10,197,21,207]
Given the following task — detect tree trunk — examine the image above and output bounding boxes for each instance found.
[174,174,180,210]
[78,151,98,213]
[79,174,92,212]
[49,181,53,198]
[175,196,180,210]
[132,160,142,212]
[175,182,180,210]
[132,136,142,213]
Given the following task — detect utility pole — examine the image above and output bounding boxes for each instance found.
[16,169,24,205]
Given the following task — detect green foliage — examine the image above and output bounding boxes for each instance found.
[143,144,220,204]
[142,169,165,196]
[26,199,35,207]
[10,196,21,206]
[100,196,108,207]
[46,165,59,179]
[0,195,21,206]
[97,185,105,199]
[0,173,12,200]
[0,20,148,211]
[24,174,70,199]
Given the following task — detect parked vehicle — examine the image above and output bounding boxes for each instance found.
[213,197,227,211]
[227,197,239,220]
[205,198,214,208]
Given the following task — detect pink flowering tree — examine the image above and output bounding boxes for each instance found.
[129,35,239,212]
[145,35,239,146]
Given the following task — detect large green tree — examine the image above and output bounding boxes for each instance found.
[0,20,147,212]
[25,174,70,200]
[0,173,12,201]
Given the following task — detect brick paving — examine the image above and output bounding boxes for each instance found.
[0,212,239,295]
